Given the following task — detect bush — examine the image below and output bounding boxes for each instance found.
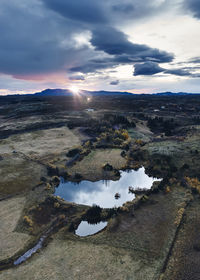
[121,150,126,157]
[23,216,33,227]
[47,164,59,176]
[74,173,82,180]
[54,202,60,208]
[66,148,80,157]
[102,163,113,171]
[85,205,102,224]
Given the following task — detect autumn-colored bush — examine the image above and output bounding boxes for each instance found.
[135,139,144,146]
[174,208,184,225]
[95,128,130,148]
[185,177,200,193]
[165,186,171,193]
[121,130,129,140]
[23,216,33,227]
[44,183,51,190]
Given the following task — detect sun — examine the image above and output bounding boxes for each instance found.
[70,85,79,95]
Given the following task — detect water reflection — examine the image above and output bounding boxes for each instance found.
[54,167,160,208]
[75,221,107,237]
[14,235,46,265]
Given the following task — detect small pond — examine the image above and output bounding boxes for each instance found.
[54,167,161,208]
[75,221,107,237]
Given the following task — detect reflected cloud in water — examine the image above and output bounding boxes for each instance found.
[54,167,161,208]
[75,221,107,237]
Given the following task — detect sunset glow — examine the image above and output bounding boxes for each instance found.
[69,85,80,95]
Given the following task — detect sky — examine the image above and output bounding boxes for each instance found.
[0,0,200,95]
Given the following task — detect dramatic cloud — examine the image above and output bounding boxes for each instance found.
[133,62,199,77]
[70,27,174,74]
[91,26,173,63]
[0,0,200,94]
[42,0,170,25]
[0,0,85,76]
[134,62,164,76]
[0,0,174,80]
[111,3,135,14]
[183,0,200,19]
[41,0,107,24]
[164,69,191,76]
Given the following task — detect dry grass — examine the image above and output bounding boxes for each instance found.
[0,196,30,261]
[0,154,47,196]
[69,148,126,181]
[0,127,81,160]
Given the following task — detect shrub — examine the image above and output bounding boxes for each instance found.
[135,139,144,146]
[174,208,184,225]
[66,148,80,157]
[102,163,113,171]
[85,205,102,224]
[185,177,200,193]
[23,216,33,227]
[181,163,190,170]
[44,183,51,190]
[121,131,129,140]
[52,176,60,184]
[121,150,126,157]
[54,202,60,208]
[47,164,59,176]
[74,173,82,180]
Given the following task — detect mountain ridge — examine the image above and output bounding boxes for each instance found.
[34,88,200,97]
[1,88,200,97]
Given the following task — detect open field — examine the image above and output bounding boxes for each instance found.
[0,94,200,279]
[0,196,30,261]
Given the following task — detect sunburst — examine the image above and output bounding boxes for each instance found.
[70,85,79,95]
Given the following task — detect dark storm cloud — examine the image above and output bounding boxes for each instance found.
[164,69,191,76]
[133,62,199,77]
[70,63,112,74]
[134,62,164,76]
[0,0,85,76]
[42,0,170,25]
[69,27,174,74]
[110,80,119,85]
[111,3,135,14]
[183,0,200,19]
[0,0,185,80]
[91,27,173,63]
[41,0,107,24]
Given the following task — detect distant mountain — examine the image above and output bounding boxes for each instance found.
[34,88,133,96]
[34,88,73,96]
[155,91,200,96]
[1,88,200,97]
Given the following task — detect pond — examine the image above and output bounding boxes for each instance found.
[75,221,107,237]
[54,167,161,208]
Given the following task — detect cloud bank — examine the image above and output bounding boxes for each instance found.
[0,0,200,93]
